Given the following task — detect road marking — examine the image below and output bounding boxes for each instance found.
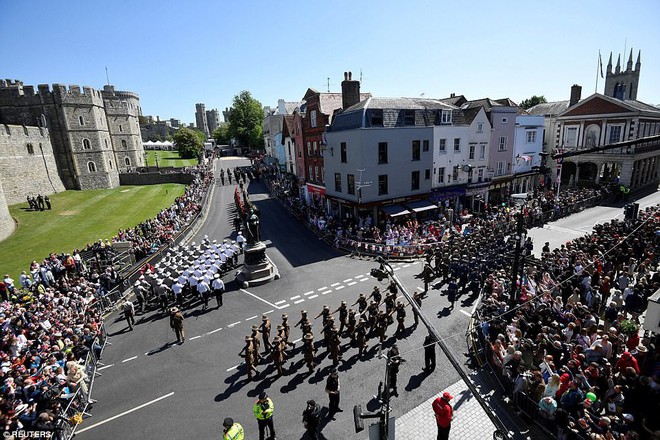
[343,278,353,283]
[335,286,345,290]
[355,274,366,279]
[279,303,290,309]
[274,300,287,305]
[347,281,357,286]
[318,287,328,291]
[460,310,471,317]
[309,294,318,299]
[227,363,243,372]
[330,282,340,287]
[292,337,302,343]
[227,321,240,328]
[76,392,175,434]
[240,289,281,309]
[416,286,424,291]
[402,264,410,268]
[246,315,258,321]
[294,299,305,304]
[97,364,114,371]
[303,291,314,296]
[320,290,331,295]
[411,261,419,265]
[122,356,137,363]
[360,278,368,282]
[265,309,274,314]
[393,267,401,271]
[209,327,223,334]
[291,295,301,300]
[190,335,202,340]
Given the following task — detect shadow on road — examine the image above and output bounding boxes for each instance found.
[405,370,431,392]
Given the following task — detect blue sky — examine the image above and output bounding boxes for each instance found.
[2,0,659,124]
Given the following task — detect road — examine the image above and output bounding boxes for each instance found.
[78,158,659,440]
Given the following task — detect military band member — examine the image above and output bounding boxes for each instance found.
[303,333,317,373]
[260,315,273,353]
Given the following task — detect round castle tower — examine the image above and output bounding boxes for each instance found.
[102,85,145,172]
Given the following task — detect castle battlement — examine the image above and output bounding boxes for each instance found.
[0,81,104,106]
[0,124,48,139]
[0,79,23,88]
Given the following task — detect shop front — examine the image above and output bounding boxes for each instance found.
[430,185,467,211]
[463,182,490,213]
[304,182,326,210]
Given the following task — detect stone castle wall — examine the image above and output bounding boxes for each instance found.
[0,179,14,242]
[0,124,66,205]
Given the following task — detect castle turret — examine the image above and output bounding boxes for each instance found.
[102,85,144,173]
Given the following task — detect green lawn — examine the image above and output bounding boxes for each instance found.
[0,184,186,279]
[145,150,198,167]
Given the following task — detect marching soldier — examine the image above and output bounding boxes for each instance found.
[355,318,368,357]
[352,293,368,314]
[271,336,285,376]
[280,314,295,349]
[302,332,317,372]
[367,286,382,305]
[259,315,273,353]
[394,301,407,335]
[366,300,379,337]
[347,309,357,346]
[301,319,313,338]
[423,263,434,294]
[239,336,259,381]
[294,309,308,331]
[332,301,348,334]
[329,326,342,366]
[302,332,317,373]
[250,325,263,364]
[376,310,389,343]
[388,281,398,295]
[412,290,424,327]
[322,315,335,351]
[384,291,397,324]
[315,305,331,327]
[387,344,404,397]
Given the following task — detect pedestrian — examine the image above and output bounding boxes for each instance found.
[169,307,185,344]
[222,417,244,440]
[326,368,342,420]
[253,391,276,440]
[423,334,437,372]
[302,399,321,439]
[432,391,453,440]
[122,299,135,331]
[212,273,225,307]
[44,195,51,210]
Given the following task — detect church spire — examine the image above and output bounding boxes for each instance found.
[626,48,633,71]
[607,52,613,74]
[635,50,641,71]
[615,54,621,74]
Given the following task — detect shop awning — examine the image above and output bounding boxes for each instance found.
[405,200,438,213]
[380,205,410,217]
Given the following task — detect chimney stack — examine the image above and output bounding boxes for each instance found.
[450,93,456,98]
[341,70,361,110]
[569,84,582,107]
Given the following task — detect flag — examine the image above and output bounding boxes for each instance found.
[599,51,604,78]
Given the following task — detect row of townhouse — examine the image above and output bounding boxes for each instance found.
[262,71,544,226]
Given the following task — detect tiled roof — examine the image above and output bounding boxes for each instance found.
[345,96,455,112]
[526,101,570,116]
[451,107,482,126]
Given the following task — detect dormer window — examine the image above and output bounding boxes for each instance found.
[441,110,452,124]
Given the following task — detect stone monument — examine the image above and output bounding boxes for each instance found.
[236,197,279,288]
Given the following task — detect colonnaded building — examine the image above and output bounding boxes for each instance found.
[0,80,145,240]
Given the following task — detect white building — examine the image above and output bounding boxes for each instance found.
[510,114,545,193]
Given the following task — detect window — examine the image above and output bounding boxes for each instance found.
[121,139,127,149]
[496,161,506,176]
[411,171,420,190]
[404,110,415,125]
[439,139,446,152]
[478,168,484,182]
[526,130,536,143]
[423,140,429,152]
[125,157,131,166]
[109,160,113,170]
[502,118,508,124]
[310,110,317,128]
[308,166,313,179]
[437,167,445,183]
[371,110,383,126]
[314,166,319,181]
[480,145,486,159]
[564,127,578,147]
[313,141,317,156]
[79,115,84,126]
[454,138,461,152]
[477,122,483,133]
[425,169,430,180]
[82,138,91,149]
[378,142,388,164]
[87,161,97,172]
[469,144,475,160]
[340,142,347,163]
[347,174,355,195]
[334,173,342,192]
[441,110,452,124]
[298,150,301,158]
[27,143,34,154]
[608,125,623,143]
[104,139,108,149]
[378,174,388,195]
[119,124,123,132]
[498,136,507,151]
[412,140,421,161]
[307,142,311,156]
[467,168,473,184]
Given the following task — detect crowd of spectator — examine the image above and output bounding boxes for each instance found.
[0,163,213,436]
[478,206,660,439]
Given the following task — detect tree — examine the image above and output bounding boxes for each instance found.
[227,91,264,150]
[519,95,548,110]
[173,127,203,159]
[212,123,231,145]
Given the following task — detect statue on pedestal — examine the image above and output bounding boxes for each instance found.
[246,209,261,244]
